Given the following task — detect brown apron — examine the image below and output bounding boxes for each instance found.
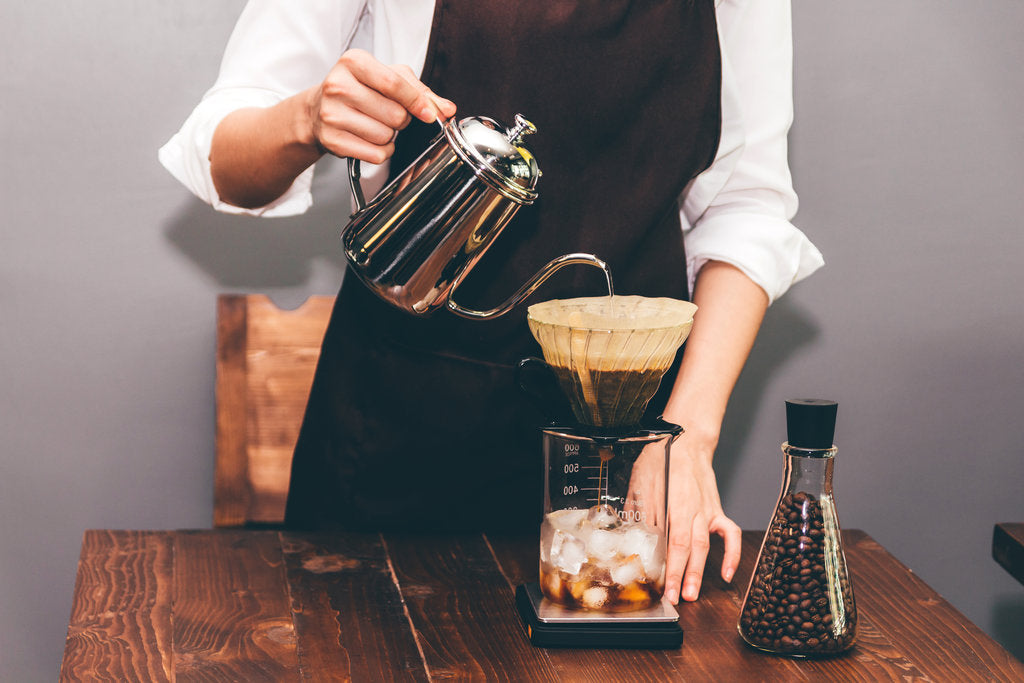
[285,0,722,531]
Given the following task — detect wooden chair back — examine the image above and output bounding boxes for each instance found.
[214,294,334,527]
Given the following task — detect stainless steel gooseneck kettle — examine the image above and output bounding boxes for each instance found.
[341,114,607,320]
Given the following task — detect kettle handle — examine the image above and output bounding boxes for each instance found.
[347,157,367,213]
[347,119,450,215]
[447,253,611,320]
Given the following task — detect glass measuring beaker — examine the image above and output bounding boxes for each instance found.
[539,422,680,612]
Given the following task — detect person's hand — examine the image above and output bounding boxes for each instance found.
[304,49,456,163]
[662,426,741,603]
[624,424,740,603]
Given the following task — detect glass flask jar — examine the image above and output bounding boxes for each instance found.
[738,399,856,656]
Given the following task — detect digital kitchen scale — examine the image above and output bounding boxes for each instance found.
[515,583,684,649]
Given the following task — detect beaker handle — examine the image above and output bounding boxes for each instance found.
[516,357,575,425]
[447,253,609,320]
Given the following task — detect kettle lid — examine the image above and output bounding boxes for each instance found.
[444,114,540,204]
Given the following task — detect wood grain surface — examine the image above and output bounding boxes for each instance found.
[171,530,300,681]
[61,529,1024,682]
[214,294,334,527]
[280,532,427,682]
[62,530,174,682]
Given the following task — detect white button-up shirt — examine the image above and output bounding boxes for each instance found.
[159,0,823,302]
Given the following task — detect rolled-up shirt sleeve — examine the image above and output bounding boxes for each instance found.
[682,0,823,303]
[158,0,364,217]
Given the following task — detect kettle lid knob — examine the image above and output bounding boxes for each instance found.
[445,113,541,204]
[506,114,537,146]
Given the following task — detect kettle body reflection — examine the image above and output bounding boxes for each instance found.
[342,114,607,319]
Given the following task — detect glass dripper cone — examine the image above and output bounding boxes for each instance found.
[527,296,698,429]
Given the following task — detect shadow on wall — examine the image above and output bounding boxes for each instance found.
[713,297,822,496]
[161,190,349,294]
[993,595,1024,662]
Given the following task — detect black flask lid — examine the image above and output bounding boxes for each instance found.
[785,399,838,449]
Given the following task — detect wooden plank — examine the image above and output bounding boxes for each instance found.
[384,534,564,680]
[215,294,251,527]
[62,529,1024,680]
[280,532,428,682]
[172,530,300,681]
[485,533,682,680]
[61,531,174,682]
[214,294,334,526]
[243,295,333,525]
[844,530,1024,682]
[993,522,1024,586]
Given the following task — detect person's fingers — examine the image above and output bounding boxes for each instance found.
[316,128,395,164]
[663,516,692,604]
[317,98,400,148]
[324,54,412,129]
[314,50,457,162]
[342,52,451,123]
[680,514,710,602]
[713,515,743,583]
[391,64,456,122]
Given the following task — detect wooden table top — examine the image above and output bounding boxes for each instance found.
[61,528,1023,681]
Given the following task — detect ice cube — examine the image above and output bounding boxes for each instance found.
[582,586,609,610]
[542,569,565,603]
[619,525,661,577]
[549,508,588,531]
[587,528,620,562]
[542,509,588,565]
[550,529,587,576]
[610,554,645,587]
[586,504,622,530]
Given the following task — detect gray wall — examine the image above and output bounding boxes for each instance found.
[2,1,1021,679]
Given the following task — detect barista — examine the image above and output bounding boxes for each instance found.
[160,0,823,605]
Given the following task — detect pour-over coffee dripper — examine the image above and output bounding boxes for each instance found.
[515,296,697,648]
[526,295,698,429]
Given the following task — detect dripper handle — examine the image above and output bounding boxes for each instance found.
[516,357,575,425]
[447,252,609,320]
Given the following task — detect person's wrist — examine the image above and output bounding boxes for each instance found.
[664,401,720,439]
[664,409,720,462]
[291,86,325,155]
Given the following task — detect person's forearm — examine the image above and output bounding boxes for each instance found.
[209,87,323,209]
[663,261,769,452]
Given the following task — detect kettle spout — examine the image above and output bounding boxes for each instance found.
[447,253,612,320]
